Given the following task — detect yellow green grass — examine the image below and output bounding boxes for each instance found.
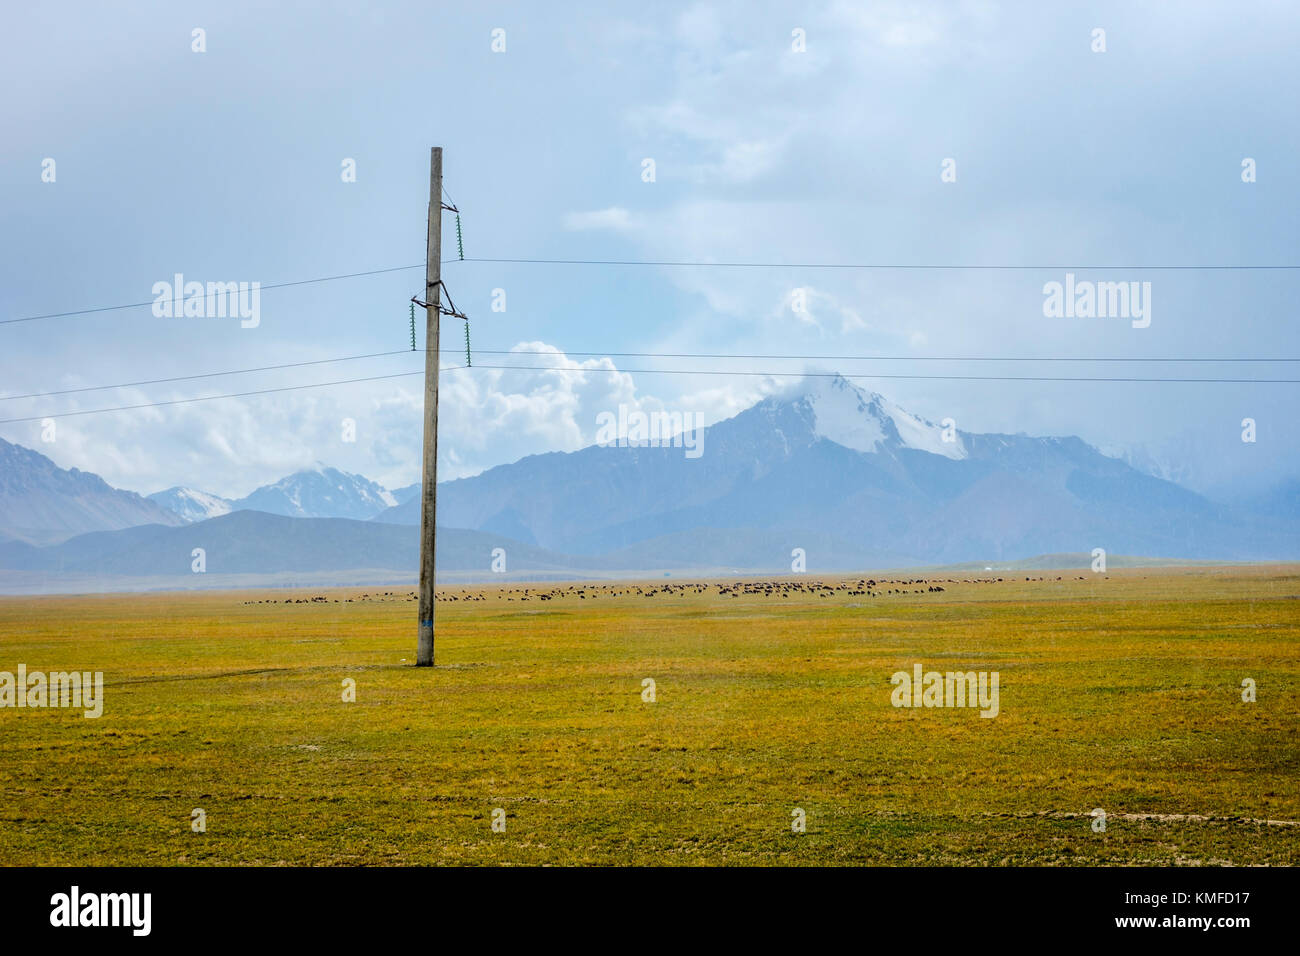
[1,566,1297,865]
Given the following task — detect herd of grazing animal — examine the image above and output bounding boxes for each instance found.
[242,574,1092,607]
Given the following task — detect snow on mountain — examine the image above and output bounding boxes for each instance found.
[147,486,234,523]
[1098,442,1198,488]
[152,467,403,523]
[365,373,1296,564]
[233,465,398,520]
[793,374,967,460]
[4,372,1297,586]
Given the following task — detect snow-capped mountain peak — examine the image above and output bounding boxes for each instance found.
[147,486,234,523]
[236,466,397,519]
[792,373,967,460]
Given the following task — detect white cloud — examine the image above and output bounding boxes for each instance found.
[563,207,638,233]
[774,285,874,334]
[1,344,783,498]
[437,344,769,476]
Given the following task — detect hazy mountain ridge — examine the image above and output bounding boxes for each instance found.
[2,376,1295,584]
[0,437,185,545]
[148,486,234,523]
[0,510,575,576]
[373,375,1297,564]
[234,464,397,520]
[147,465,401,524]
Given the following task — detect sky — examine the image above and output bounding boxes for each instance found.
[2,0,1297,502]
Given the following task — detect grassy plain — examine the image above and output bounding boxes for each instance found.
[1,565,1296,866]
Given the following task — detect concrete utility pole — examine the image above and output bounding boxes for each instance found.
[416,147,442,667]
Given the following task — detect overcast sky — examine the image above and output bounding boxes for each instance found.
[2,1,1297,500]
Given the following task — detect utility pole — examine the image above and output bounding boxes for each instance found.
[417,147,442,667]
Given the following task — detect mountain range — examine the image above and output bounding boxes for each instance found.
[147,465,419,523]
[374,375,1294,563]
[1,375,1295,590]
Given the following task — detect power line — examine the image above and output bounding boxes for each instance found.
[2,359,1292,428]
[453,348,1300,363]
[0,350,415,402]
[466,363,1300,385]
[8,254,1298,325]
[3,336,1293,406]
[461,256,1300,271]
[5,348,1296,414]
[1,263,446,325]
[0,369,456,425]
